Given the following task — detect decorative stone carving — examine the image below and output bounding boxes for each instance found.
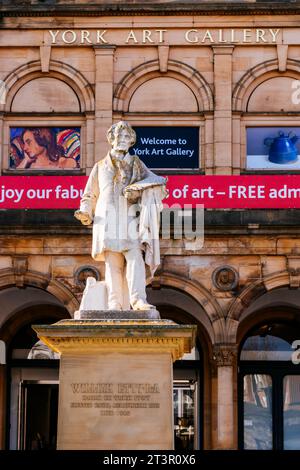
[213,344,237,367]
[212,265,239,291]
[74,265,101,290]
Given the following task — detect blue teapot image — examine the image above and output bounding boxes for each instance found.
[264,131,299,164]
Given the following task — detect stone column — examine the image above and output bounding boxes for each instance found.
[213,344,237,449]
[34,317,196,450]
[93,45,116,169]
[85,111,95,169]
[212,46,234,175]
[204,113,214,174]
[232,112,242,174]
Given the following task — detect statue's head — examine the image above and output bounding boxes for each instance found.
[107,121,136,153]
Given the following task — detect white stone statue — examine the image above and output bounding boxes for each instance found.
[75,121,167,311]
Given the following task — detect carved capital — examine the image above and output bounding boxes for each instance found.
[213,344,237,367]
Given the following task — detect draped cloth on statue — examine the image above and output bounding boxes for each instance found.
[79,152,167,273]
[124,176,167,276]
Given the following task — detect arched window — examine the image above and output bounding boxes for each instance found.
[2,62,94,174]
[233,62,300,172]
[114,62,213,174]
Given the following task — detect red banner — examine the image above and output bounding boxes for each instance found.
[1,175,300,209]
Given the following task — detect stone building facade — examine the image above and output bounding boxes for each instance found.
[1,0,300,451]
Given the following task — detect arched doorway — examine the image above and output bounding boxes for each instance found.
[238,307,300,450]
[0,286,71,450]
[1,283,212,450]
[147,285,213,450]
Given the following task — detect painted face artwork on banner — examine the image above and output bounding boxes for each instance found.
[9,127,81,170]
[247,127,300,170]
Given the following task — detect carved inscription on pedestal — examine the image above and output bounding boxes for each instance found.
[70,382,161,416]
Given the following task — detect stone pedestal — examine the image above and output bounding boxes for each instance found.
[33,314,196,450]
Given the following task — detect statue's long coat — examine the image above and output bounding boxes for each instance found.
[79,152,166,264]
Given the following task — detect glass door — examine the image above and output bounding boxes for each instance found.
[240,364,300,450]
[242,374,273,449]
[173,380,198,450]
[239,320,300,450]
[283,375,300,450]
[17,381,58,450]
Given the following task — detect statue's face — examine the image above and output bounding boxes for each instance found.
[111,128,132,154]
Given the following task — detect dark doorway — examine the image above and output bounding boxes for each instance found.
[18,381,58,450]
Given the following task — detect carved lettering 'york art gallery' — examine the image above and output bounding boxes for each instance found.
[48,28,281,45]
[1,0,300,453]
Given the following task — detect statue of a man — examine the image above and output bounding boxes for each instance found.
[75,121,167,311]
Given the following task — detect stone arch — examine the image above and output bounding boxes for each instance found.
[227,270,293,343]
[0,302,69,348]
[2,60,94,113]
[114,60,214,113]
[0,268,79,319]
[232,59,300,111]
[237,305,300,350]
[147,272,225,345]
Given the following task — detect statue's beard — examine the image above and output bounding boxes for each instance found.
[115,147,127,154]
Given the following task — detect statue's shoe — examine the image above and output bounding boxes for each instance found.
[108,303,123,310]
[132,300,156,311]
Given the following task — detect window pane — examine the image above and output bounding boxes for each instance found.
[243,374,272,449]
[173,382,195,450]
[241,335,292,361]
[283,376,300,450]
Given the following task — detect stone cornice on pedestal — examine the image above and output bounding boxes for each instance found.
[33,319,197,362]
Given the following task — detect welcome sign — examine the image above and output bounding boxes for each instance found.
[131,127,199,170]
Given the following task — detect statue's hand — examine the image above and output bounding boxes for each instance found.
[124,188,141,203]
[74,210,92,225]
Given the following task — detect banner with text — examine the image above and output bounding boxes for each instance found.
[1,175,300,209]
